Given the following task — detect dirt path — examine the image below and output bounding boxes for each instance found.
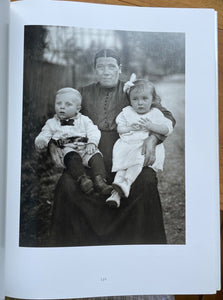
[156,75,185,244]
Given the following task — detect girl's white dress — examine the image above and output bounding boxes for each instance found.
[112,106,173,173]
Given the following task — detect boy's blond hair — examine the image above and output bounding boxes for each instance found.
[56,87,82,104]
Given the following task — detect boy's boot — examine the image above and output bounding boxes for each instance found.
[94,174,113,195]
[64,151,94,195]
[88,153,112,195]
[77,175,94,195]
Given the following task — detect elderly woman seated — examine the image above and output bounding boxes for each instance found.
[50,49,175,247]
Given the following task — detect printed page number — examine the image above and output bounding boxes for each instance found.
[101,277,107,281]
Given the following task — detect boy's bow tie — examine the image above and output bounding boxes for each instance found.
[60,119,74,126]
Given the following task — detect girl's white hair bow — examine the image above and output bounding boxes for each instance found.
[123,73,137,94]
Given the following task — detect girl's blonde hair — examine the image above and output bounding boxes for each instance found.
[128,79,161,107]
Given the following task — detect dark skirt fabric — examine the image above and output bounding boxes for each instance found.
[50,131,167,246]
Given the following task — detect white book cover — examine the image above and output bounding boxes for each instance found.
[2,0,220,298]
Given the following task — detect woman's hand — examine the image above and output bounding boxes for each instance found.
[86,143,97,155]
[142,135,158,166]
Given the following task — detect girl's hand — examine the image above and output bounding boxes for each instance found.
[86,143,97,155]
[138,117,152,131]
[131,123,143,131]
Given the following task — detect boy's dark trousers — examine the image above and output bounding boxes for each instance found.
[63,151,111,195]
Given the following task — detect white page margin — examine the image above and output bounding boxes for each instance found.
[0,0,10,299]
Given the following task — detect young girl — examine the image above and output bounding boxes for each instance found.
[106,78,173,208]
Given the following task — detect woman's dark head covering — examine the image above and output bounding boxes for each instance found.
[94,49,121,67]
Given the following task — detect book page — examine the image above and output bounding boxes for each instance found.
[0,0,9,299]
[5,0,220,298]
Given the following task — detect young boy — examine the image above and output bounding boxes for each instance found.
[35,87,112,195]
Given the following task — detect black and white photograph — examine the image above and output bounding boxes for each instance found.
[20,25,185,247]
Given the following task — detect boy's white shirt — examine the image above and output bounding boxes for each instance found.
[35,113,101,148]
[4,0,220,299]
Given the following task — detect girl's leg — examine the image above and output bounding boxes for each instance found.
[106,170,126,208]
[125,164,143,183]
[113,169,126,184]
[114,165,142,198]
[112,169,127,197]
[106,190,121,208]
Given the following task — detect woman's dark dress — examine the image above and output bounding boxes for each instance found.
[50,80,174,246]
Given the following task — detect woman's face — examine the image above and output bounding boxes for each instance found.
[95,57,121,87]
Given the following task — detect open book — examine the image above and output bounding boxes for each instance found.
[0,0,220,299]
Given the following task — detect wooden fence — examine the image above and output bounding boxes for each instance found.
[22,59,75,159]
[23,59,74,120]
